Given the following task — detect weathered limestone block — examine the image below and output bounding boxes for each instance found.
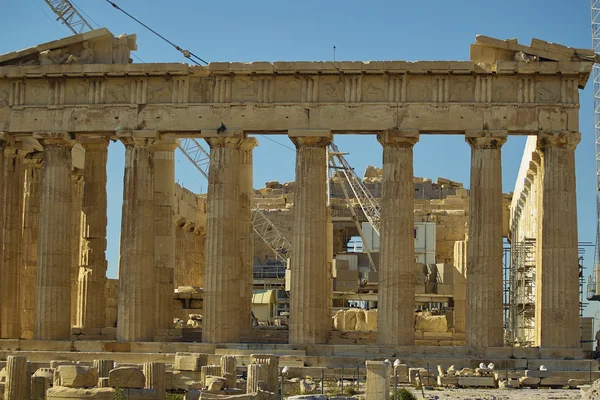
[251,355,279,397]
[333,310,345,330]
[143,362,166,400]
[205,376,226,391]
[5,356,30,400]
[365,310,378,331]
[377,130,418,346]
[220,356,237,388]
[415,313,448,333]
[393,364,409,384]
[93,360,114,378]
[365,361,391,400]
[355,310,367,331]
[247,364,269,394]
[200,366,221,387]
[519,376,541,386]
[108,367,145,389]
[457,376,495,387]
[343,309,357,331]
[31,376,48,399]
[174,353,208,372]
[54,365,98,388]
[288,131,332,345]
[465,131,506,348]
[35,133,75,340]
[46,387,158,399]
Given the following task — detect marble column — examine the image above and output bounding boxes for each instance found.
[20,154,43,339]
[1,140,27,339]
[465,130,506,348]
[76,138,109,329]
[239,137,257,332]
[365,361,391,400]
[117,136,156,342]
[288,130,331,345]
[0,136,7,336]
[153,137,178,332]
[203,133,242,343]
[376,130,418,346]
[35,132,75,340]
[535,131,580,348]
[70,168,83,327]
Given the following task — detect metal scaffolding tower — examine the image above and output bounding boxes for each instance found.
[591,0,600,299]
[505,239,536,346]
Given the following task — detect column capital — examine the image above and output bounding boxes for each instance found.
[465,130,507,149]
[153,134,179,152]
[24,152,43,167]
[377,130,419,147]
[0,132,15,148]
[537,131,580,151]
[240,137,258,152]
[33,132,76,148]
[4,142,29,158]
[117,130,160,147]
[206,136,243,149]
[288,130,332,148]
[79,137,109,151]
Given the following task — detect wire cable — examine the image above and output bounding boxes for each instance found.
[31,0,66,34]
[258,135,296,152]
[103,0,208,65]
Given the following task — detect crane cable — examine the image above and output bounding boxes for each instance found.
[103,0,208,65]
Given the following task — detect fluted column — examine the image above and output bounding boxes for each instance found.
[117,135,156,341]
[20,154,43,339]
[202,133,243,343]
[153,136,178,332]
[288,130,331,345]
[376,130,418,346]
[70,168,83,327]
[239,137,258,332]
[0,135,9,338]
[143,362,166,400]
[35,132,75,340]
[535,131,580,348]
[5,356,30,400]
[1,139,27,339]
[465,130,506,348]
[76,138,109,329]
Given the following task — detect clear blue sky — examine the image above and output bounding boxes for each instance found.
[2,0,599,317]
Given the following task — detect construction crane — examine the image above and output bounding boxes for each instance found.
[328,143,381,235]
[328,148,377,272]
[40,1,293,263]
[43,0,93,34]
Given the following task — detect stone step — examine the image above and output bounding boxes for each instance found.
[214,348,307,356]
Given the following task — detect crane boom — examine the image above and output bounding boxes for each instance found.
[592,0,600,296]
[43,0,94,34]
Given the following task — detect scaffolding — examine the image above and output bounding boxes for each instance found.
[504,239,536,346]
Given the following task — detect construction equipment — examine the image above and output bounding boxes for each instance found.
[328,147,377,272]
[43,0,93,34]
[328,143,381,235]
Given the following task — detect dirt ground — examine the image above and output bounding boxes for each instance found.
[402,387,584,399]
